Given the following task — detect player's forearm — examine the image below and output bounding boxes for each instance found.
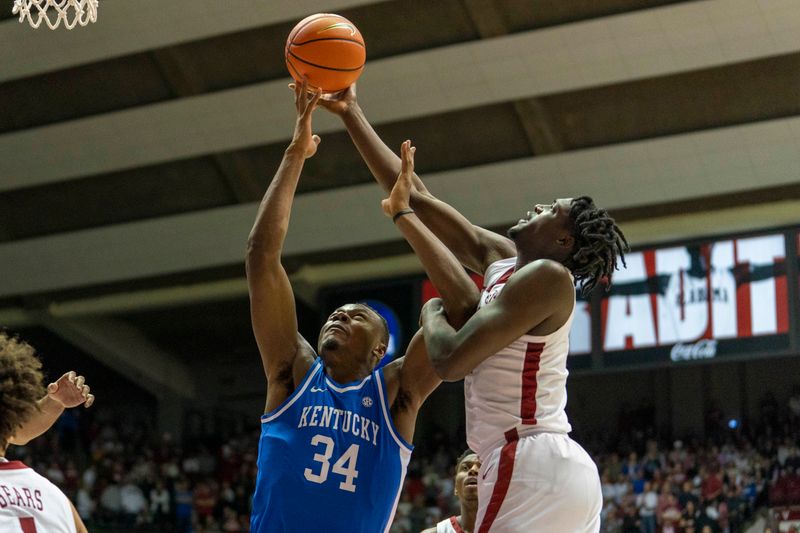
[340,104,406,193]
[421,313,463,381]
[341,106,487,272]
[9,396,64,445]
[395,215,478,327]
[246,146,307,257]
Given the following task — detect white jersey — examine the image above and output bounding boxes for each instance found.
[436,515,464,533]
[465,257,573,458]
[0,460,77,533]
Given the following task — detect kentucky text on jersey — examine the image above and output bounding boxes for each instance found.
[297,406,380,446]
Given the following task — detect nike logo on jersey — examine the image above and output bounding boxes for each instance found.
[310,387,327,392]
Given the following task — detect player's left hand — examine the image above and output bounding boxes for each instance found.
[381,140,416,218]
[47,371,95,409]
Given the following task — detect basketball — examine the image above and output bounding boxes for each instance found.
[285,13,366,93]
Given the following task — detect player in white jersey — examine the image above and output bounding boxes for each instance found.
[0,333,90,533]
[321,86,628,532]
[422,450,480,533]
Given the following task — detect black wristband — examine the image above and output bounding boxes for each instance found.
[392,208,415,223]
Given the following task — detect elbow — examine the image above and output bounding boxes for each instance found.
[7,435,29,446]
[446,300,478,330]
[431,358,465,382]
[245,238,280,267]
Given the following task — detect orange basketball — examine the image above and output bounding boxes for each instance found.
[285,13,366,93]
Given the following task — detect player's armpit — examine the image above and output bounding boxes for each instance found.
[387,331,441,443]
[425,260,571,381]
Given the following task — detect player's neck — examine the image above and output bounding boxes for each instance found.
[324,362,371,384]
[457,510,475,533]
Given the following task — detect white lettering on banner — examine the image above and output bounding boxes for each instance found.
[569,298,591,355]
[670,340,718,361]
[603,234,787,352]
[604,252,657,350]
[711,241,738,339]
[737,235,784,335]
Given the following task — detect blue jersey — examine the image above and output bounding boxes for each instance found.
[251,358,413,533]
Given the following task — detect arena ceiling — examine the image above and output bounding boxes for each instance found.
[0,0,799,400]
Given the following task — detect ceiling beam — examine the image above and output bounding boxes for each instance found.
[2,0,798,192]
[151,48,263,202]
[0,0,378,83]
[0,198,797,317]
[33,313,197,400]
[461,0,563,155]
[0,116,798,297]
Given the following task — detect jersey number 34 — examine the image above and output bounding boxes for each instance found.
[303,434,360,492]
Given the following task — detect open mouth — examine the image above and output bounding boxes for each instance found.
[464,477,478,486]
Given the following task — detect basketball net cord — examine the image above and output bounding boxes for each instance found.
[13,0,98,30]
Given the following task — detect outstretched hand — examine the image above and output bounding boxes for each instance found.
[318,84,358,116]
[288,78,322,159]
[47,371,94,409]
[381,140,416,218]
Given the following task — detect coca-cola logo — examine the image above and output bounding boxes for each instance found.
[670,340,718,362]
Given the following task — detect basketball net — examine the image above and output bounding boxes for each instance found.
[13,0,98,30]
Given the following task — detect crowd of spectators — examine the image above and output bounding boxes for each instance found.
[8,408,257,532]
[7,389,800,532]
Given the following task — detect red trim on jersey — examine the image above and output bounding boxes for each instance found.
[19,517,37,533]
[0,461,28,470]
[450,515,465,533]
[477,428,519,533]
[486,267,515,293]
[521,342,544,425]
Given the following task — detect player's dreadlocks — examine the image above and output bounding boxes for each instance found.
[567,196,629,295]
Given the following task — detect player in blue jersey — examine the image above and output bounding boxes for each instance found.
[245,80,480,533]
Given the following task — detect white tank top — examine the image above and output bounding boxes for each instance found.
[0,460,77,533]
[465,257,573,458]
[436,515,464,533]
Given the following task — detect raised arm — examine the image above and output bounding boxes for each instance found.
[321,86,515,274]
[381,141,480,328]
[246,81,319,413]
[379,141,481,442]
[8,371,94,446]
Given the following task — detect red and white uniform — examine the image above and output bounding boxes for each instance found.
[467,258,601,533]
[0,460,76,533]
[435,515,464,533]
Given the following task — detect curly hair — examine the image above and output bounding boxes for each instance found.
[0,332,45,449]
[567,196,629,295]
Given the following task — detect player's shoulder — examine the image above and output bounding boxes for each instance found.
[508,259,572,291]
[421,527,438,533]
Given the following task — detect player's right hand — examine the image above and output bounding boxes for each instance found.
[47,371,95,409]
[288,78,322,159]
[381,140,416,218]
[318,83,358,116]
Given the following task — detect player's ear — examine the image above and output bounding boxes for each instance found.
[556,231,574,250]
[372,342,387,362]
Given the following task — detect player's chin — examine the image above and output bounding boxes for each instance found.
[506,225,521,239]
[321,336,341,352]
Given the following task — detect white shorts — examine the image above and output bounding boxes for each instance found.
[475,429,601,533]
